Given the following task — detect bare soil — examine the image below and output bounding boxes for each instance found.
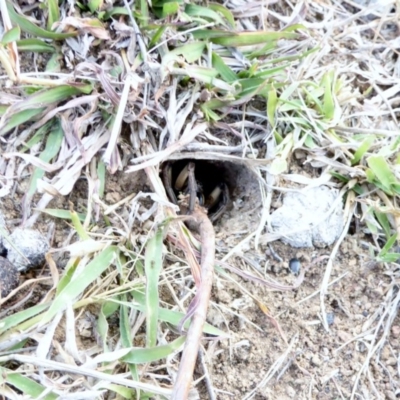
[1,164,398,399]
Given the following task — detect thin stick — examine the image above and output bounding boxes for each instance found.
[171,205,215,399]
[198,348,217,400]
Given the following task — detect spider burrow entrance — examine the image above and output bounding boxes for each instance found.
[162,160,229,222]
[160,159,262,225]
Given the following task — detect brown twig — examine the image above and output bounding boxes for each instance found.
[171,204,215,400]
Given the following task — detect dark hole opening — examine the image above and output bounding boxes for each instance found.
[161,159,232,220]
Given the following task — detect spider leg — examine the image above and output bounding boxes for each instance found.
[187,162,198,214]
[205,185,223,209]
[162,162,178,204]
[209,183,229,222]
[175,163,190,190]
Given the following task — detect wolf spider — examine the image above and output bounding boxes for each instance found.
[162,161,229,222]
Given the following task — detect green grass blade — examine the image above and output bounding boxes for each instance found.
[120,294,140,397]
[122,336,186,364]
[351,135,375,165]
[46,0,60,30]
[192,29,298,46]
[0,303,49,336]
[16,85,92,112]
[144,227,163,348]
[39,208,86,221]
[7,1,76,40]
[208,3,235,28]
[185,4,226,26]
[26,120,63,199]
[267,87,278,127]
[70,209,90,240]
[16,38,56,52]
[0,369,58,400]
[148,25,166,48]
[161,1,179,17]
[322,71,335,120]
[132,290,227,336]
[88,0,103,13]
[374,211,391,239]
[0,26,20,44]
[97,159,106,198]
[163,41,206,64]
[212,52,237,82]
[367,155,397,193]
[42,246,118,324]
[0,108,46,136]
[97,305,110,350]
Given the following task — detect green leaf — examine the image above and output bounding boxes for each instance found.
[101,7,129,20]
[122,336,186,364]
[41,246,118,324]
[88,0,103,13]
[70,208,90,240]
[0,303,49,336]
[97,305,109,350]
[132,290,227,337]
[97,383,135,399]
[145,228,164,348]
[97,159,106,198]
[46,0,60,30]
[0,369,57,400]
[322,71,335,120]
[374,211,391,239]
[162,1,179,17]
[208,3,235,28]
[351,135,375,165]
[378,253,400,263]
[0,108,46,136]
[46,53,62,71]
[367,155,397,194]
[7,1,76,40]
[185,4,226,26]
[163,41,206,64]
[1,26,21,44]
[16,38,56,52]
[212,52,237,82]
[379,233,397,256]
[26,121,63,199]
[39,208,86,221]
[148,26,167,49]
[192,29,298,47]
[267,87,278,126]
[7,84,92,115]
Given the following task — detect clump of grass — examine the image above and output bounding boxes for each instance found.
[1,0,400,398]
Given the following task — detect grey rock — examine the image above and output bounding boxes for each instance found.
[0,211,7,254]
[0,256,19,297]
[4,228,49,271]
[270,186,344,248]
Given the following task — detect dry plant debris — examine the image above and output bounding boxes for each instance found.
[0,0,400,399]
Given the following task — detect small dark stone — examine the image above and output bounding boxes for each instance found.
[289,258,301,275]
[0,256,19,298]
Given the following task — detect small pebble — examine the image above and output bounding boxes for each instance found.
[0,256,19,297]
[326,312,335,326]
[289,258,301,275]
[4,228,49,271]
[311,355,322,367]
